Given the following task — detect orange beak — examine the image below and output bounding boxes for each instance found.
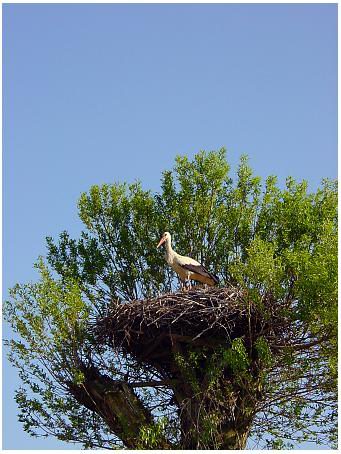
[157,237,166,248]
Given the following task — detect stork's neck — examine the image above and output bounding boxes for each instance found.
[164,237,175,263]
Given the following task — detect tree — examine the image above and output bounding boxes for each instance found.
[4,149,337,449]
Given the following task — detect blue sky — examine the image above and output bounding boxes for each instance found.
[3,3,337,450]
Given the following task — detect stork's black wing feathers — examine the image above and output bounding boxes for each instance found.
[182,263,219,284]
[182,263,210,275]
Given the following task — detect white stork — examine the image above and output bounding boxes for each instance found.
[157,231,219,290]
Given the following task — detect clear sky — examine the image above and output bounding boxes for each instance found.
[3,3,337,450]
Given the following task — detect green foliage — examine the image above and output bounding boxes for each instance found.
[137,417,169,449]
[4,260,120,448]
[255,337,273,367]
[200,411,221,447]
[207,338,251,390]
[174,350,201,393]
[45,149,337,332]
[4,148,337,449]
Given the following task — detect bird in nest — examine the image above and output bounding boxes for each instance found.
[157,231,219,290]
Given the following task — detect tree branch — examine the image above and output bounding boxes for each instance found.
[67,366,172,449]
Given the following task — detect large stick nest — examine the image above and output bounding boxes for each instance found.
[93,287,287,374]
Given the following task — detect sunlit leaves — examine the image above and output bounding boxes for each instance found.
[255,337,273,367]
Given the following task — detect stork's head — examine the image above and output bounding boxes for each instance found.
[157,231,171,248]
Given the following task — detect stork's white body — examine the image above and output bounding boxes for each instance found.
[157,232,218,289]
[164,242,200,282]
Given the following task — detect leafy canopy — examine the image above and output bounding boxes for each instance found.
[4,149,337,448]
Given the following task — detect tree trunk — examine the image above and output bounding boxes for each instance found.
[220,422,252,449]
[67,366,171,449]
[181,400,252,450]
[177,394,254,450]
[67,362,258,449]
[172,366,258,449]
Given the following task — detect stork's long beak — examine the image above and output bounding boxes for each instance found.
[157,237,166,248]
